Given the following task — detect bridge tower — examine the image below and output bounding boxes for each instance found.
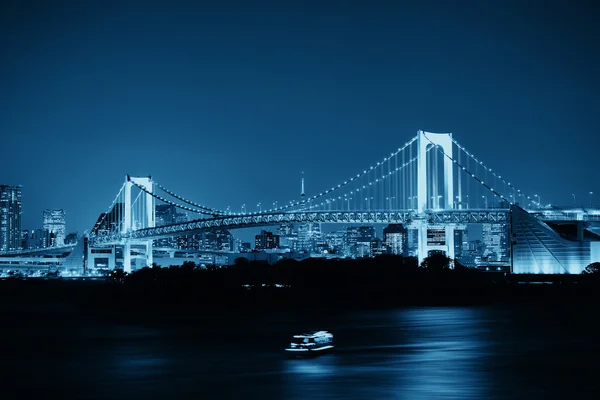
[416,130,456,265]
[417,130,454,213]
[123,175,155,272]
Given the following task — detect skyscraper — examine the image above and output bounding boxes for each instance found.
[0,185,22,252]
[482,223,509,262]
[383,224,408,256]
[43,209,66,246]
[297,223,321,253]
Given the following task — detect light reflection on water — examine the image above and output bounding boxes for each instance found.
[6,305,600,399]
[397,308,489,400]
[281,307,488,400]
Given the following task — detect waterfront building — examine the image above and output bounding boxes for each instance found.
[510,206,600,273]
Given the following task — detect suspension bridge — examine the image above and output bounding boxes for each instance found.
[3,130,597,275]
[78,130,599,275]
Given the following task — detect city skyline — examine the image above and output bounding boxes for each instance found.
[2,1,599,236]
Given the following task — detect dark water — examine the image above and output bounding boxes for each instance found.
[1,302,599,399]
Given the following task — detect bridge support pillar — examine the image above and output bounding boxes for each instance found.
[146,240,153,267]
[417,223,456,267]
[123,243,131,273]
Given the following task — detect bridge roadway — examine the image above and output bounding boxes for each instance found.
[89,209,511,245]
[88,207,600,246]
[0,244,76,257]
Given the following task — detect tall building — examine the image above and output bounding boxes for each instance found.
[297,223,321,253]
[383,224,408,256]
[454,228,465,258]
[43,209,66,246]
[345,226,375,258]
[482,223,509,262]
[0,185,22,252]
[295,174,322,253]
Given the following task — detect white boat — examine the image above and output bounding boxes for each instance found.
[284,331,334,356]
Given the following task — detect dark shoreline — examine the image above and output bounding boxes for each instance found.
[1,276,599,313]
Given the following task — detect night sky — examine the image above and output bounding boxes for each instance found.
[1,0,599,235]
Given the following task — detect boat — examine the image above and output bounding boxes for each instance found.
[284,330,334,356]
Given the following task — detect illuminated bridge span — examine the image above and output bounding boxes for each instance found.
[86,130,600,274]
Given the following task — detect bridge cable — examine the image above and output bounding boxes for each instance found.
[90,183,126,237]
[421,132,511,205]
[304,148,432,212]
[130,181,224,217]
[153,182,228,216]
[450,137,534,205]
[259,135,419,214]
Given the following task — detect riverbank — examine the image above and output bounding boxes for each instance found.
[1,274,599,315]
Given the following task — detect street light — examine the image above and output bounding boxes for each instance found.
[481,195,488,209]
[590,192,594,207]
[534,194,540,208]
[257,202,261,213]
[408,196,417,209]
